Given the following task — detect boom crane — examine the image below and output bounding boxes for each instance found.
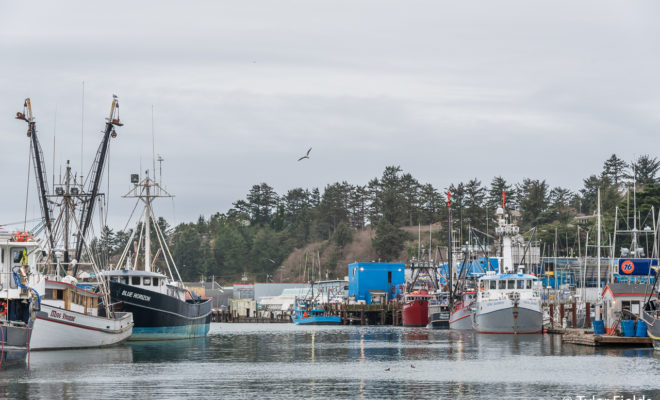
[74,95,123,273]
[16,98,55,250]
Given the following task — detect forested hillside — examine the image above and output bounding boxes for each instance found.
[94,154,660,283]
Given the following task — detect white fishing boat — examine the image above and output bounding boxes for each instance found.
[31,278,133,350]
[471,206,543,334]
[17,97,134,350]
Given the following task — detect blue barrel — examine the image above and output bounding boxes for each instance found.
[593,320,605,335]
[636,320,648,337]
[621,320,635,337]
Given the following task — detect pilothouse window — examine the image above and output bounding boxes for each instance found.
[526,280,533,289]
[131,277,140,285]
[143,277,151,286]
[517,280,525,289]
[12,248,26,264]
[489,281,497,290]
[153,278,159,286]
[507,280,515,290]
[497,280,506,290]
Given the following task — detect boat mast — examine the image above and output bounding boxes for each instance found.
[16,98,55,250]
[144,176,152,272]
[75,95,122,271]
[597,188,602,321]
[447,191,453,307]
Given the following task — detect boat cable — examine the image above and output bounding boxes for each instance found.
[26,324,30,369]
[0,322,4,369]
[23,141,33,232]
[11,268,41,307]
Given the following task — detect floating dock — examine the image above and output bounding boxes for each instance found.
[557,329,652,347]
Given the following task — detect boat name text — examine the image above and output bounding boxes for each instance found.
[121,290,151,302]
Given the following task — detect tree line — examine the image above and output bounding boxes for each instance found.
[94,153,660,283]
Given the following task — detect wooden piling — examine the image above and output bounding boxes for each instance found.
[571,303,577,328]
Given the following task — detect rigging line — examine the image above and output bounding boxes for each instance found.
[80,81,84,178]
[150,206,182,282]
[149,207,176,282]
[0,218,42,227]
[115,210,144,271]
[24,140,34,232]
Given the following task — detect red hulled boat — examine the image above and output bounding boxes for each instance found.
[402,290,433,327]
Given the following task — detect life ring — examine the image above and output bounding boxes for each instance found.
[0,301,6,315]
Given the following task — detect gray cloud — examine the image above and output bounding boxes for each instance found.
[1,1,659,230]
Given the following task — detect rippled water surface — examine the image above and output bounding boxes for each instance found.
[1,323,659,399]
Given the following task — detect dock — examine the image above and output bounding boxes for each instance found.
[552,328,652,347]
[212,302,404,325]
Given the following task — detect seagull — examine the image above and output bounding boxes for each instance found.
[410,364,415,369]
[384,368,390,371]
[297,147,312,161]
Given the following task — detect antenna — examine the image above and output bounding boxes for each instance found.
[157,154,164,186]
[81,81,85,173]
[152,105,156,187]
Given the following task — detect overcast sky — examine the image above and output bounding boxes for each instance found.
[1,1,659,231]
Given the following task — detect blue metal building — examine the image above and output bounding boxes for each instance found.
[348,262,405,304]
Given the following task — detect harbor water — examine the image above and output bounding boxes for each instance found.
[1,323,659,399]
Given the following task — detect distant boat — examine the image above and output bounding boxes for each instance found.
[641,259,660,350]
[449,290,476,330]
[291,297,341,325]
[402,290,432,327]
[427,291,450,328]
[471,207,543,334]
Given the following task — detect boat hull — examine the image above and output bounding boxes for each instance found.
[450,305,473,330]
[642,311,660,350]
[106,281,212,341]
[0,321,33,366]
[291,315,341,325]
[31,305,133,350]
[473,300,542,334]
[402,299,429,327]
[428,305,450,329]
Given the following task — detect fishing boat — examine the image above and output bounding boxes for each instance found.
[100,173,212,340]
[31,277,133,350]
[427,291,450,328]
[402,290,432,327]
[291,297,341,325]
[641,248,660,350]
[471,206,543,334]
[0,230,44,365]
[402,253,441,327]
[449,290,476,329]
[16,97,134,350]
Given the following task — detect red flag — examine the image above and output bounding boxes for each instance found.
[501,191,506,208]
[447,192,452,207]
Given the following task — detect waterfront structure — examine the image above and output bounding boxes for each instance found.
[601,283,654,334]
[348,263,404,305]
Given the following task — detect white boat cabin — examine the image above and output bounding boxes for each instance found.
[102,270,188,301]
[477,272,541,301]
[43,280,101,316]
[0,230,44,303]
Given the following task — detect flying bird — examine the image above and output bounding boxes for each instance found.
[297,147,312,161]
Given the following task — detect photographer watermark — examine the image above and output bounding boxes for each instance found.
[562,396,653,400]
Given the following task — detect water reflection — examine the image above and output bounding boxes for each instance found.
[0,324,656,399]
